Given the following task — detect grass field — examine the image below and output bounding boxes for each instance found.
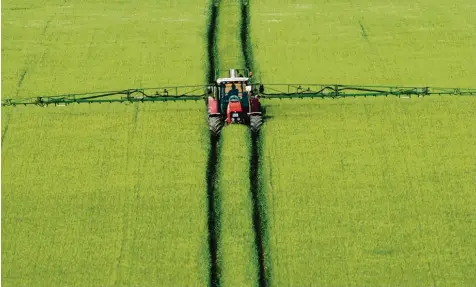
[252,0,476,285]
[2,103,210,286]
[2,0,211,98]
[2,0,211,286]
[218,126,258,285]
[217,0,245,69]
[2,0,476,286]
[251,0,476,86]
[261,96,476,285]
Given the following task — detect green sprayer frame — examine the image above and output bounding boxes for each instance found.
[2,84,475,107]
[1,86,207,107]
[260,84,476,99]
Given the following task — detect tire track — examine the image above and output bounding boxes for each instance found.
[206,1,270,285]
[206,1,221,286]
[242,1,271,286]
[14,67,29,98]
[207,1,219,83]
[249,130,270,287]
[359,19,368,41]
[206,134,222,287]
[1,111,14,146]
[112,105,140,286]
[17,69,28,89]
[240,1,254,71]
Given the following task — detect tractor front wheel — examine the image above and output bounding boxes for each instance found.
[208,116,223,136]
[249,115,263,132]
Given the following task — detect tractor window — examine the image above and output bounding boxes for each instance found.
[224,82,245,97]
[219,81,250,111]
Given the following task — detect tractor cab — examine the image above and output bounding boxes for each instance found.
[206,68,263,135]
[215,69,253,124]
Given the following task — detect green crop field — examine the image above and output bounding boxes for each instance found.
[2,0,476,286]
[217,0,245,69]
[2,103,210,286]
[2,0,211,286]
[251,0,476,86]
[218,126,258,285]
[252,0,476,285]
[261,97,476,285]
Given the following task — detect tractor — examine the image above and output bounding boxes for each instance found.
[206,68,263,135]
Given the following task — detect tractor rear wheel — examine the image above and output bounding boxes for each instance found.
[208,116,223,136]
[249,115,263,132]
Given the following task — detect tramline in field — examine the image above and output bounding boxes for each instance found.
[2,68,475,136]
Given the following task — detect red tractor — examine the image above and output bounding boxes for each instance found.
[207,68,263,135]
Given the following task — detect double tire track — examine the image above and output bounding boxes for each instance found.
[205,1,270,286]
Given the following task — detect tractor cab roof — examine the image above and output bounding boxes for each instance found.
[216,77,250,84]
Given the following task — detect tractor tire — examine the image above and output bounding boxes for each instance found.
[208,116,223,136]
[249,115,263,132]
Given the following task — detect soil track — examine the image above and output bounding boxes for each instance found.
[249,130,270,287]
[242,1,270,286]
[206,1,221,286]
[207,2,219,83]
[240,1,254,71]
[205,1,270,285]
[206,134,221,287]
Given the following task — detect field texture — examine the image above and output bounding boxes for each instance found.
[217,0,245,69]
[218,126,258,285]
[251,0,476,285]
[251,0,476,87]
[261,97,476,285]
[2,0,476,286]
[2,0,211,286]
[2,103,210,286]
